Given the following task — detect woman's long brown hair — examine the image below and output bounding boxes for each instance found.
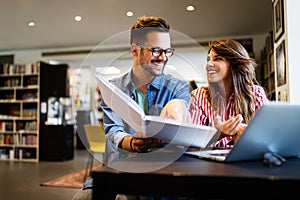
[207,39,258,123]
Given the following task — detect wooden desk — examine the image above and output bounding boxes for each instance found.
[92,153,300,199]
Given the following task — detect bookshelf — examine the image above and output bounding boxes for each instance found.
[272,0,289,102]
[0,62,39,162]
[260,31,276,101]
[261,0,290,102]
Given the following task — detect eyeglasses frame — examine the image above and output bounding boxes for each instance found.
[138,45,175,58]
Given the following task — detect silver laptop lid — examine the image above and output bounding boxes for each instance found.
[225,102,300,162]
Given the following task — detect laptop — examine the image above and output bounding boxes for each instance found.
[185,102,300,162]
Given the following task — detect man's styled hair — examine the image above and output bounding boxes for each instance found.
[130,16,170,45]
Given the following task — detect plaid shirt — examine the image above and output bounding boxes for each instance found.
[190,85,269,149]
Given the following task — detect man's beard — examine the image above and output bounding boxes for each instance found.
[140,60,166,76]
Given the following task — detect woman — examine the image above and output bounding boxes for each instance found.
[190,39,269,149]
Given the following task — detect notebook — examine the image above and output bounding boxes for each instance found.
[185,102,300,162]
[96,74,218,148]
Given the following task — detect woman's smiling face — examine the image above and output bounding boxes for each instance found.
[206,50,232,84]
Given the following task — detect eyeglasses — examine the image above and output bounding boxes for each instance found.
[139,45,175,58]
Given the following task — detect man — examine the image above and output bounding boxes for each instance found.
[103,15,190,154]
[73,15,190,200]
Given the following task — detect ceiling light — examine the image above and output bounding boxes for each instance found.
[126,11,134,17]
[27,21,36,27]
[49,60,60,65]
[186,5,195,12]
[74,15,82,22]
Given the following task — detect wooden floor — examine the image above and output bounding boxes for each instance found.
[0,149,90,200]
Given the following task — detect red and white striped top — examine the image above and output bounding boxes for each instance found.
[190,85,269,148]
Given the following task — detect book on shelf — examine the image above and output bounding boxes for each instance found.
[0,122,5,131]
[0,63,39,75]
[0,134,20,145]
[25,63,38,75]
[3,134,12,145]
[0,121,13,132]
[24,121,37,131]
[14,148,23,159]
[9,149,14,160]
[0,134,4,144]
[22,134,37,145]
[18,149,23,159]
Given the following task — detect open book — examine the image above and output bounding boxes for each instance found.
[96,74,218,148]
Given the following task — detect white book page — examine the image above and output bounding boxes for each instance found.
[144,115,217,148]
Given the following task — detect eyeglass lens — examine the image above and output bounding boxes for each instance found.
[152,48,174,58]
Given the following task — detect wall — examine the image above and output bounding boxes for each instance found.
[0,34,270,110]
[0,33,268,80]
[285,0,300,103]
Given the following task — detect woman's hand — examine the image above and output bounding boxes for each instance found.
[233,123,247,143]
[214,114,246,137]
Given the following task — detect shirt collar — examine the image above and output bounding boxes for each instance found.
[149,74,164,90]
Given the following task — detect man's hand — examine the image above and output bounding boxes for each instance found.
[160,99,191,123]
[121,133,164,153]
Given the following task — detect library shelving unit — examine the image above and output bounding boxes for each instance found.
[0,63,39,162]
[260,31,276,101]
[261,0,290,102]
[272,0,289,102]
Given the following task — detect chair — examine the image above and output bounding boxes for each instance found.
[83,124,107,182]
[75,110,95,149]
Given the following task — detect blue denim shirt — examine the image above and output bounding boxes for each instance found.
[101,70,190,148]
